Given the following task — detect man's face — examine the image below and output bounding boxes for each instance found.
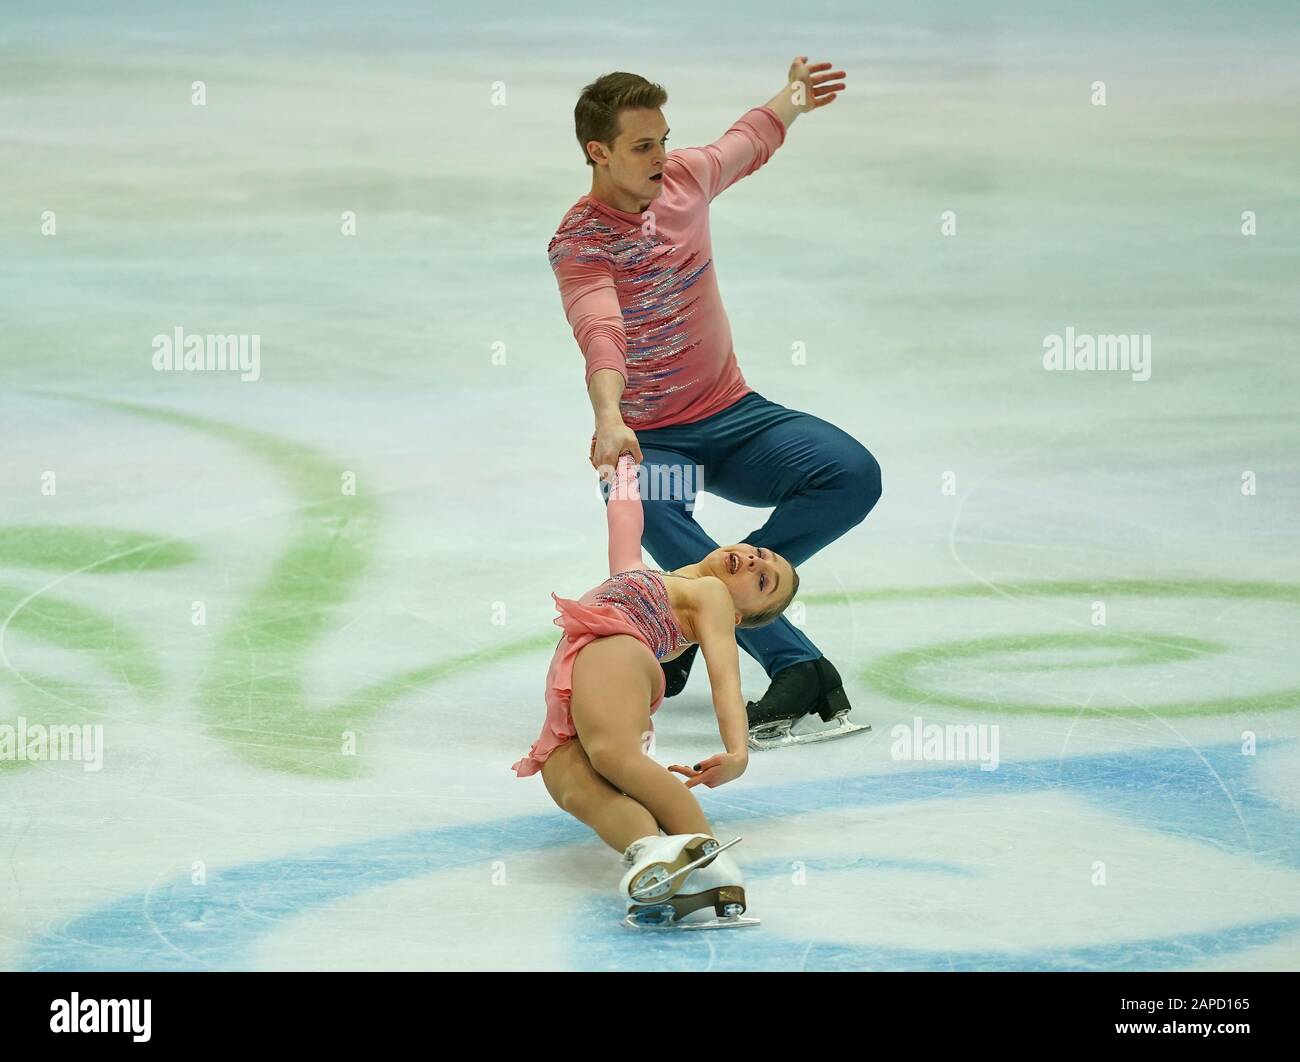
[592,107,668,203]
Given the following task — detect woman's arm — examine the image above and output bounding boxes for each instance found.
[606,451,648,577]
[668,578,749,788]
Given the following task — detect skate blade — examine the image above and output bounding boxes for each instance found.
[747,712,871,752]
[628,835,742,903]
[623,913,761,931]
[623,886,760,931]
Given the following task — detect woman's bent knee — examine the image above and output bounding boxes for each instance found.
[557,784,599,820]
[543,742,602,819]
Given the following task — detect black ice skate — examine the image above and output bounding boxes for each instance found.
[659,643,699,698]
[746,657,870,751]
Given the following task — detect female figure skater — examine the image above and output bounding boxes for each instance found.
[512,452,800,929]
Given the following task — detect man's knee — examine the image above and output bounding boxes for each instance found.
[839,445,882,526]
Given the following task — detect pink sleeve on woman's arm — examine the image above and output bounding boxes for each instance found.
[607,452,647,576]
[667,106,787,203]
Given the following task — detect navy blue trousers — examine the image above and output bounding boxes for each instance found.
[609,390,882,678]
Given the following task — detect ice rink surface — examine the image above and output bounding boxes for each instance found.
[2,1,1299,970]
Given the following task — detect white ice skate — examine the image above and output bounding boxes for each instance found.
[619,833,739,904]
[622,849,759,930]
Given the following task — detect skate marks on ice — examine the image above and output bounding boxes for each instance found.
[2,394,555,777]
[575,745,1300,971]
[23,741,1300,971]
[0,527,184,765]
[7,396,1297,786]
[7,397,1300,968]
[818,579,1300,718]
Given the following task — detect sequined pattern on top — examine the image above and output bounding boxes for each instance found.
[548,205,710,427]
[591,568,689,661]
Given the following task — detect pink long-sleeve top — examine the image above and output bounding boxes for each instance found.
[547,106,788,430]
[603,450,650,576]
[579,452,688,659]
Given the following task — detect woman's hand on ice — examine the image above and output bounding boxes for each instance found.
[669,751,748,789]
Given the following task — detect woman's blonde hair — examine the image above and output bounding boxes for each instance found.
[737,568,801,630]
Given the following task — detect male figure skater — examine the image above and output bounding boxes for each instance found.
[547,58,881,748]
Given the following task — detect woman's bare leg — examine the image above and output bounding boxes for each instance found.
[541,739,658,853]
[569,635,712,839]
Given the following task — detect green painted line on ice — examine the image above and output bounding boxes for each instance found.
[0,583,163,705]
[801,580,1300,717]
[36,395,567,778]
[0,669,103,774]
[0,526,198,574]
[10,396,1300,781]
[0,527,183,771]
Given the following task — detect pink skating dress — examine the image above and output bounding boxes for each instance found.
[512,454,690,777]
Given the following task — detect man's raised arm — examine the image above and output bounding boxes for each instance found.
[765,56,846,129]
[670,56,846,203]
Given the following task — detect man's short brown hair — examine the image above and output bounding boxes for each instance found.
[574,72,668,167]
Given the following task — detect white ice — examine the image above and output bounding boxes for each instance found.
[1,0,1298,970]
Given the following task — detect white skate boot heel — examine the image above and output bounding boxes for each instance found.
[619,833,739,904]
[623,850,760,931]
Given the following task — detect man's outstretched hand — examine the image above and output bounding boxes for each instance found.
[788,56,846,113]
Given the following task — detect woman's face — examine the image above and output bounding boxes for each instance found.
[702,543,793,613]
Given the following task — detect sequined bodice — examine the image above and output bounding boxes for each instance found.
[592,569,689,660]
